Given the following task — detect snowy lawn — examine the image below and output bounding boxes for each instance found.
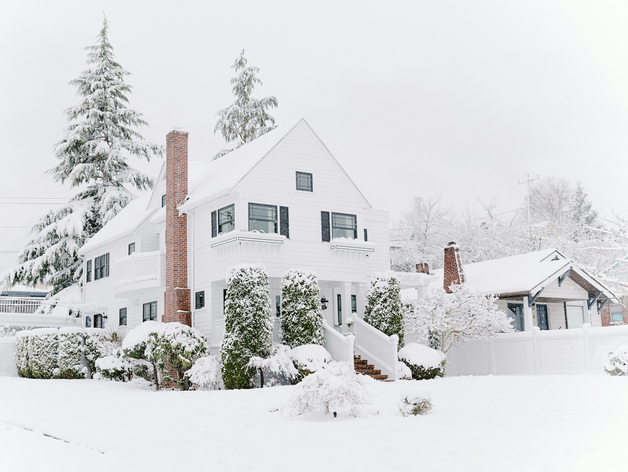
[1,374,627,472]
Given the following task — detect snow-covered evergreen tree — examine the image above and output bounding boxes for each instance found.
[2,17,160,294]
[220,264,273,389]
[280,268,324,349]
[364,272,404,348]
[213,50,278,159]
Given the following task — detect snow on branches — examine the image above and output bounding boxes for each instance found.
[280,268,324,349]
[407,284,514,353]
[364,272,404,347]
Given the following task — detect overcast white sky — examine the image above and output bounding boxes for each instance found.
[1,0,628,273]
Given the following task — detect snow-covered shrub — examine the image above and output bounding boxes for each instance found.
[186,355,222,390]
[399,343,446,380]
[57,327,86,379]
[148,322,207,390]
[28,328,59,379]
[287,362,371,417]
[247,344,298,387]
[364,272,404,348]
[291,344,332,382]
[96,349,133,381]
[220,264,273,389]
[407,284,513,353]
[15,331,32,378]
[397,361,412,380]
[84,328,108,376]
[399,385,433,416]
[122,321,163,390]
[605,345,628,376]
[0,325,16,337]
[280,268,324,349]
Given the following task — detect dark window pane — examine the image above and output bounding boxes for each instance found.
[296,172,313,192]
[86,260,92,283]
[218,205,235,234]
[128,242,135,255]
[332,213,357,239]
[119,308,127,326]
[161,194,166,207]
[337,294,342,325]
[351,295,357,313]
[85,316,92,328]
[195,291,205,310]
[249,203,277,234]
[94,314,103,328]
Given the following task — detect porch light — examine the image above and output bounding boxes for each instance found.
[321,296,328,310]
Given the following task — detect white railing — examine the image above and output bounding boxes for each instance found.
[114,251,165,297]
[323,320,355,365]
[445,324,628,376]
[353,317,398,380]
[0,297,42,314]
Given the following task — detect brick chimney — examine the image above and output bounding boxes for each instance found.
[443,241,465,293]
[163,129,191,326]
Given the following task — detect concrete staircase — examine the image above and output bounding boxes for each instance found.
[354,354,389,381]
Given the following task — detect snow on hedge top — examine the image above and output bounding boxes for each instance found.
[79,194,155,255]
[430,248,582,295]
[399,343,445,369]
[180,119,302,211]
[121,321,164,350]
[291,344,331,372]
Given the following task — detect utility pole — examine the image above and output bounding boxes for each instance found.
[519,174,540,243]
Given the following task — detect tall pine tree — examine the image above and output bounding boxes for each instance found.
[2,17,161,294]
[213,50,278,159]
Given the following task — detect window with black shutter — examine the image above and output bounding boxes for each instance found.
[211,211,217,238]
[94,253,109,280]
[321,211,331,242]
[280,206,289,238]
[332,213,357,239]
[249,203,277,233]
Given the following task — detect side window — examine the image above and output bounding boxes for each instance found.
[128,242,136,255]
[161,194,166,207]
[94,314,103,329]
[119,308,127,326]
[249,203,277,234]
[337,294,343,325]
[94,253,110,280]
[85,316,92,328]
[143,301,157,322]
[218,204,235,235]
[195,291,205,310]
[296,171,313,192]
[351,295,357,314]
[331,213,357,239]
[86,260,92,283]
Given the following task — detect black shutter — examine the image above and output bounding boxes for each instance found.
[211,211,217,238]
[105,253,110,277]
[321,211,330,242]
[364,228,368,242]
[280,206,289,238]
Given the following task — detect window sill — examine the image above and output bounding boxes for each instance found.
[211,230,286,248]
[329,238,375,253]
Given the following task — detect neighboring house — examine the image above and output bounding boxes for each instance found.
[78,119,391,359]
[430,243,618,331]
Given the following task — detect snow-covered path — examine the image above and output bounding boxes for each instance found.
[1,375,626,471]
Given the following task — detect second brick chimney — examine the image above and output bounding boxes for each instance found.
[443,242,465,293]
[163,129,191,326]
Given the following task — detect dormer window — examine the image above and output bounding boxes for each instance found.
[296,172,313,192]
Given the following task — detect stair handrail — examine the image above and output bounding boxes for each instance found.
[323,320,355,366]
[353,317,398,380]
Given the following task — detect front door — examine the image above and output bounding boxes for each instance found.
[507,303,524,331]
[536,304,549,330]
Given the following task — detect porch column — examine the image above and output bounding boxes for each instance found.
[523,296,534,331]
[582,300,592,325]
[341,282,352,326]
[356,282,368,319]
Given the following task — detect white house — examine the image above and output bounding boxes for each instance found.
[78,119,399,377]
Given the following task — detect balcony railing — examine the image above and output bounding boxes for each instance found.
[114,251,165,298]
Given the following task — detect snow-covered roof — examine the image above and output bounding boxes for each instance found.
[179,119,303,212]
[430,248,617,300]
[79,194,156,255]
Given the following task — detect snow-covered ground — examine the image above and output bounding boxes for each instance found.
[1,374,627,472]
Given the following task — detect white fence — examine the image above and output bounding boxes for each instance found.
[0,337,17,377]
[353,317,398,380]
[323,320,355,365]
[446,324,628,376]
[0,297,42,314]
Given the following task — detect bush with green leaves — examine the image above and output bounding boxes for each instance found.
[84,328,108,377]
[220,263,273,389]
[148,322,207,390]
[605,345,628,376]
[122,321,163,390]
[95,348,133,381]
[290,344,332,383]
[398,343,446,380]
[28,328,59,379]
[57,327,86,379]
[280,268,324,349]
[15,331,32,378]
[364,272,404,348]
[399,386,433,416]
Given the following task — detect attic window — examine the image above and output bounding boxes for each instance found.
[296,172,313,192]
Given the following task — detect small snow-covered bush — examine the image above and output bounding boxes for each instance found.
[287,362,371,417]
[122,321,164,390]
[96,349,133,381]
[28,328,59,379]
[280,268,324,348]
[399,343,446,380]
[148,322,207,390]
[57,327,86,379]
[291,344,331,382]
[397,361,412,380]
[364,272,404,348]
[248,344,298,387]
[605,345,628,376]
[15,331,32,378]
[84,328,108,376]
[186,355,222,390]
[221,264,273,389]
[399,385,433,416]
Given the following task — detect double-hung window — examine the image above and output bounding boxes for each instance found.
[331,213,357,239]
[143,301,157,322]
[249,203,277,234]
[86,260,92,283]
[94,253,110,280]
[218,205,235,234]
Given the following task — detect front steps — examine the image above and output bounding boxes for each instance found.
[354,355,389,381]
